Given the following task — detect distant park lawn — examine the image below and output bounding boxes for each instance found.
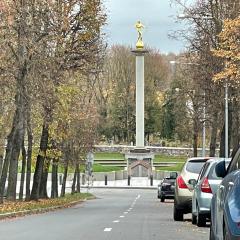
[92,164,124,172]
[93,152,187,172]
[155,163,185,172]
[94,152,186,162]
[154,154,187,162]
[94,152,124,159]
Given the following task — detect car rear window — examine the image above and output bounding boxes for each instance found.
[186,161,206,174]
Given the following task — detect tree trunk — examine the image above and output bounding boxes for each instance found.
[51,160,58,198]
[219,123,225,157]
[39,159,50,199]
[0,132,14,204]
[30,121,49,200]
[76,164,80,193]
[209,112,218,157]
[231,115,240,155]
[0,155,3,178]
[7,93,25,201]
[61,161,69,197]
[19,141,26,200]
[25,112,33,201]
[71,169,77,194]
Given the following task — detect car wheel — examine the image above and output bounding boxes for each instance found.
[192,214,197,225]
[160,197,165,202]
[196,205,206,227]
[173,203,183,221]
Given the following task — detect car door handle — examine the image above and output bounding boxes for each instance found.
[228,182,234,186]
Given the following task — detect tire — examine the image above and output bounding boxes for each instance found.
[174,204,183,221]
[161,197,165,202]
[192,214,197,225]
[196,206,206,227]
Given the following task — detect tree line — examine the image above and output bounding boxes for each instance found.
[0,0,106,203]
[168,0,240,156]
[0,0,239,204]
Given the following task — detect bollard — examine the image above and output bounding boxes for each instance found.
[150,175,153,186]
[105,175,107,186]
[128,175,131,186]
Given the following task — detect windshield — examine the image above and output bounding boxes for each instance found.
[186,161,206,174]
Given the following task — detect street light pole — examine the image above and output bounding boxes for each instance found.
[202,91,206,157]
[225,81,228,158]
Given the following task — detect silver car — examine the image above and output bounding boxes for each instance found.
[174,157,211,221]
[190,158,231,227]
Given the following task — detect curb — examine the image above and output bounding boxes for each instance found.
[0,197,95,220]
[81,186,157,190]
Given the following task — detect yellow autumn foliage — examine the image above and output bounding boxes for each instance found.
[213,17,240,85]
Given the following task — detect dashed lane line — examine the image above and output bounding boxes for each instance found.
[104,228,112,232]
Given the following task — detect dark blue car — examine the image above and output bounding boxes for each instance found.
[210,148,240,240]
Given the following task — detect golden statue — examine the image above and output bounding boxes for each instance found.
[135,21,144,49]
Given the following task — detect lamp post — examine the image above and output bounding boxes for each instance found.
[225,81,228,158]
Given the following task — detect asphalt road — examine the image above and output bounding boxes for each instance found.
[0,189,209,240]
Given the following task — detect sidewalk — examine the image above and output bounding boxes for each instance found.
[80,177,162,189]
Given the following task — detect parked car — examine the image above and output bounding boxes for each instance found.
[210,148,240,240]
[158,172,177,202]
[173,157,211,221]
[190,158,231,227]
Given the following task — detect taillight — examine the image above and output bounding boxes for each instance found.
[201,177,212,193]
[177,176,188,189]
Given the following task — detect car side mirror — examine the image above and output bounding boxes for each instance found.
[170,172,178,179]
[188,179,197,190]
[188,179,197,186]
[215,161,227,178]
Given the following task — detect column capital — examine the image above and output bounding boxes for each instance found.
[131,49,149,56]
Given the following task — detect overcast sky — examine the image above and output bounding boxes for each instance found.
[103,0,194,54]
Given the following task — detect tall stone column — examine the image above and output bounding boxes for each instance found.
[125,21,154,179]
[132,50,148,148]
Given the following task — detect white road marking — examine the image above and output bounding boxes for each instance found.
[104,228,112,232]
[124,212,128,214]
[120,215,125,218]
[113,220,120,223]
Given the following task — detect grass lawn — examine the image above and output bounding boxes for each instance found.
[92,164,124,172]
[154,154,187,162]
[94,152,125,159]
[155,162,185,172]
[0,193,94,214]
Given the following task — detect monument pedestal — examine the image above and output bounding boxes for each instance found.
[125,148,154,177]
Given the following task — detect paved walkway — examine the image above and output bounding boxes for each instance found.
[81,177,161,189]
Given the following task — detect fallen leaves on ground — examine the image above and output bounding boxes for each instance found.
[0,193,94,214]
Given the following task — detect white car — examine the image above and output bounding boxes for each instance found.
[173,157,211,221]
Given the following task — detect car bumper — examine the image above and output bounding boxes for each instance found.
[175,195,192,213]
[161,191,174,198]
